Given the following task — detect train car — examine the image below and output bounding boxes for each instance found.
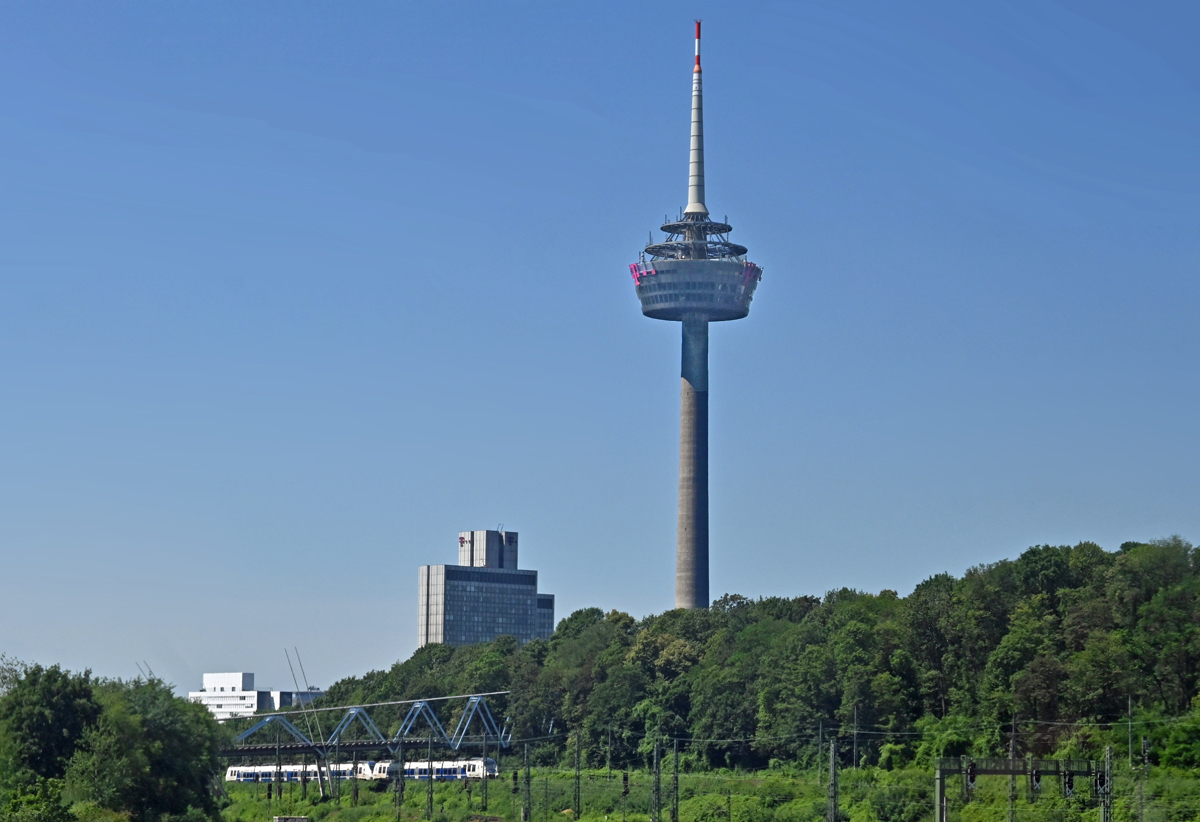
[225,761,374,782]
[370,758,496,781]
[226,764,316,783]
[328,761,376,781]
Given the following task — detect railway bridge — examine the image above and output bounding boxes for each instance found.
[219,691,510,760]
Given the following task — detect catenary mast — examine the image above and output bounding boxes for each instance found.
[629,22,763,609]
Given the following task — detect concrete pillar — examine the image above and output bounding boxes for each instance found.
[677,315,709,609]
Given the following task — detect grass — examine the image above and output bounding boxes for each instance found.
[219,764,1193,822]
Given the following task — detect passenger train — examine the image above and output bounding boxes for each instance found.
[371,758,497,780]
[225,758,496,783]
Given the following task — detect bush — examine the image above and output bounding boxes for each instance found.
[755,781,797,809]
[67,802,128,822]
[1,780,72,822]
[773,799,821,822]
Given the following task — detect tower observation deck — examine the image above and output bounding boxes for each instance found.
[630,22,763,610]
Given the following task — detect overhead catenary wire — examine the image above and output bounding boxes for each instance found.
[223,694,1195,761]
[216,690,512,722]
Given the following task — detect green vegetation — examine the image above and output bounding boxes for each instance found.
[218,768,849,822]
[0,670,225,822]
[317,537,1200,770]
[217,764,1200,822]
[9,535,1200,822]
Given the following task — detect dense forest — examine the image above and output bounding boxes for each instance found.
[7,535,1200,822]
[320,537,1200,770]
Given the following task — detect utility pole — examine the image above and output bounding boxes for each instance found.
[524,743,532,822]
[817,721,823,787]
[574,734,582,820]
[934,761,945,822]
[852,707,858,769]
[482,731,489,812]
[826,739,838,822]
[652,740,661,822]
[1025,754,1033,804]
[1140,736,1150,822]
[608,728,613,784]
[315,753,328,800]
[1128,696,1134,768]
[1103,746,1113,822]
[396,738,405,822]
[353,752,360,806]
[672,739,680,822]
[426,735,434,820]
[1008,717,1016,822]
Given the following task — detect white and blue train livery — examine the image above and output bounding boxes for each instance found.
[370,758,496,781]
[225,762,373,782]
[225,758,495,783]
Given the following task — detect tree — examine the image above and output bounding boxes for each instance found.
[0,665,101,786]
[306,535,1199,772]
[0,657,26,699]
[62,677,224,822]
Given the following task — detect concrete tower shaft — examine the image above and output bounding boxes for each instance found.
[628,23,764,611]
[677,315,709,609]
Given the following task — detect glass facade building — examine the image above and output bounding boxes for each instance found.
[418,530,555,647]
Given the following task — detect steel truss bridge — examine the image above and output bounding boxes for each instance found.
[219,691,511,759]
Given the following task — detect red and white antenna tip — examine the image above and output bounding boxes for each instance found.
[694,20,702,72]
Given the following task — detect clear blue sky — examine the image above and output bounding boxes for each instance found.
[2,0,1198,695]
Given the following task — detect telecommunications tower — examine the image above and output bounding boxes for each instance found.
[630,22,763,610]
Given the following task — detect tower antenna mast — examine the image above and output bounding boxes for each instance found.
[685,20,707,218]
[627,23,764,609]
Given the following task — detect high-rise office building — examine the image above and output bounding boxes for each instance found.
[417,530,554,647]
[629,23,764,609]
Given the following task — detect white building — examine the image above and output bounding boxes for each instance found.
[187,672,323,720]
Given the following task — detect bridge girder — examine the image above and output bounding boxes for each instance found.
[222,692,510,760]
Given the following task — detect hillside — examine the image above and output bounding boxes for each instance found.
[318,537,1200,770]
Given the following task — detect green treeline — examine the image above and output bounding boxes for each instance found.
[320,537,1200,769]
[0,664,224,822]
[9,535,1200,822]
